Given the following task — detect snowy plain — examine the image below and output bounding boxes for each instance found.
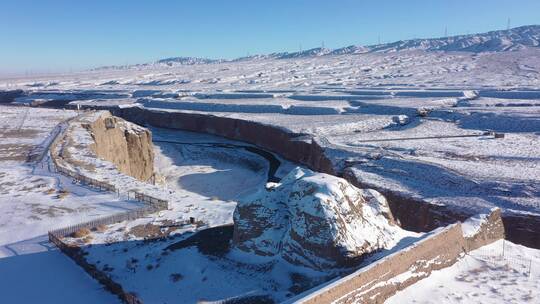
[12,47,537,217]
[1,25,540,303]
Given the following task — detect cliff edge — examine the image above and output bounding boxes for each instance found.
[83,111,154,182]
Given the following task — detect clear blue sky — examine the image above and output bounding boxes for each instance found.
[1,0,539,74]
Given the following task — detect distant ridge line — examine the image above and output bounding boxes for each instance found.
[94,25,540,70]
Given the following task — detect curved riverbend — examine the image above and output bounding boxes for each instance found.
[153,139,282,183]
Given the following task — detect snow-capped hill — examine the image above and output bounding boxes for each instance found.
[156,57,222,66]
[231,53,276,62]
[232,167,407,270]
[330,45,369,55]
[236,48,334,60]
[368,25,540,53]
[93,57,223,71]
[268,25,540,57]
[244,25,540,60]
[93,25,540,71]
[231,48,334,61]
[274,47,333,59]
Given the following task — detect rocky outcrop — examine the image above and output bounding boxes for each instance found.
[84,112,154,181]
[233,167,404,270]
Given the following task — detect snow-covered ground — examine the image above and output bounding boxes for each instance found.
[1,25,539,303]
[0,106,288,303]
[58,168,422,304]
[61,223,333,303]
[51,122,332,303]
[3,45,539,216]
[386,240,540,304]
[153,128,274,201]
[40,111,422,303]
[0,106,127,303]
[56,115,290,229]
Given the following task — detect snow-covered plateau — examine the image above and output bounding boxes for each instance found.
[1,25,539,303]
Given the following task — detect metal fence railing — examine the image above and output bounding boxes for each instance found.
[47,117,171,239]
[48,120,169,209]
[48,206,159,239]
[471,240,534,278]
[44,115,174,304]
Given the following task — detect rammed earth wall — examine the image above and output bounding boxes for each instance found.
[49,233,143,304]
[293,224,466,304]
[287,209,504,304]
[84,112,155,182]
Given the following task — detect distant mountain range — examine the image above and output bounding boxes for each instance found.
[156,57,224,65]
[96,25,540,70]
[365,24,540,53]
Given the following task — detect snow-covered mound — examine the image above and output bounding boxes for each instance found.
[232,167,405,270]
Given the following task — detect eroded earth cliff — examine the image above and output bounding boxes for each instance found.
[83,112,154,182]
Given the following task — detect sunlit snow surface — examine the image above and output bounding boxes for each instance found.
[1,46,540,303]
[0,107,125,303]
[386,240,540,304]
[5,48,538,214]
